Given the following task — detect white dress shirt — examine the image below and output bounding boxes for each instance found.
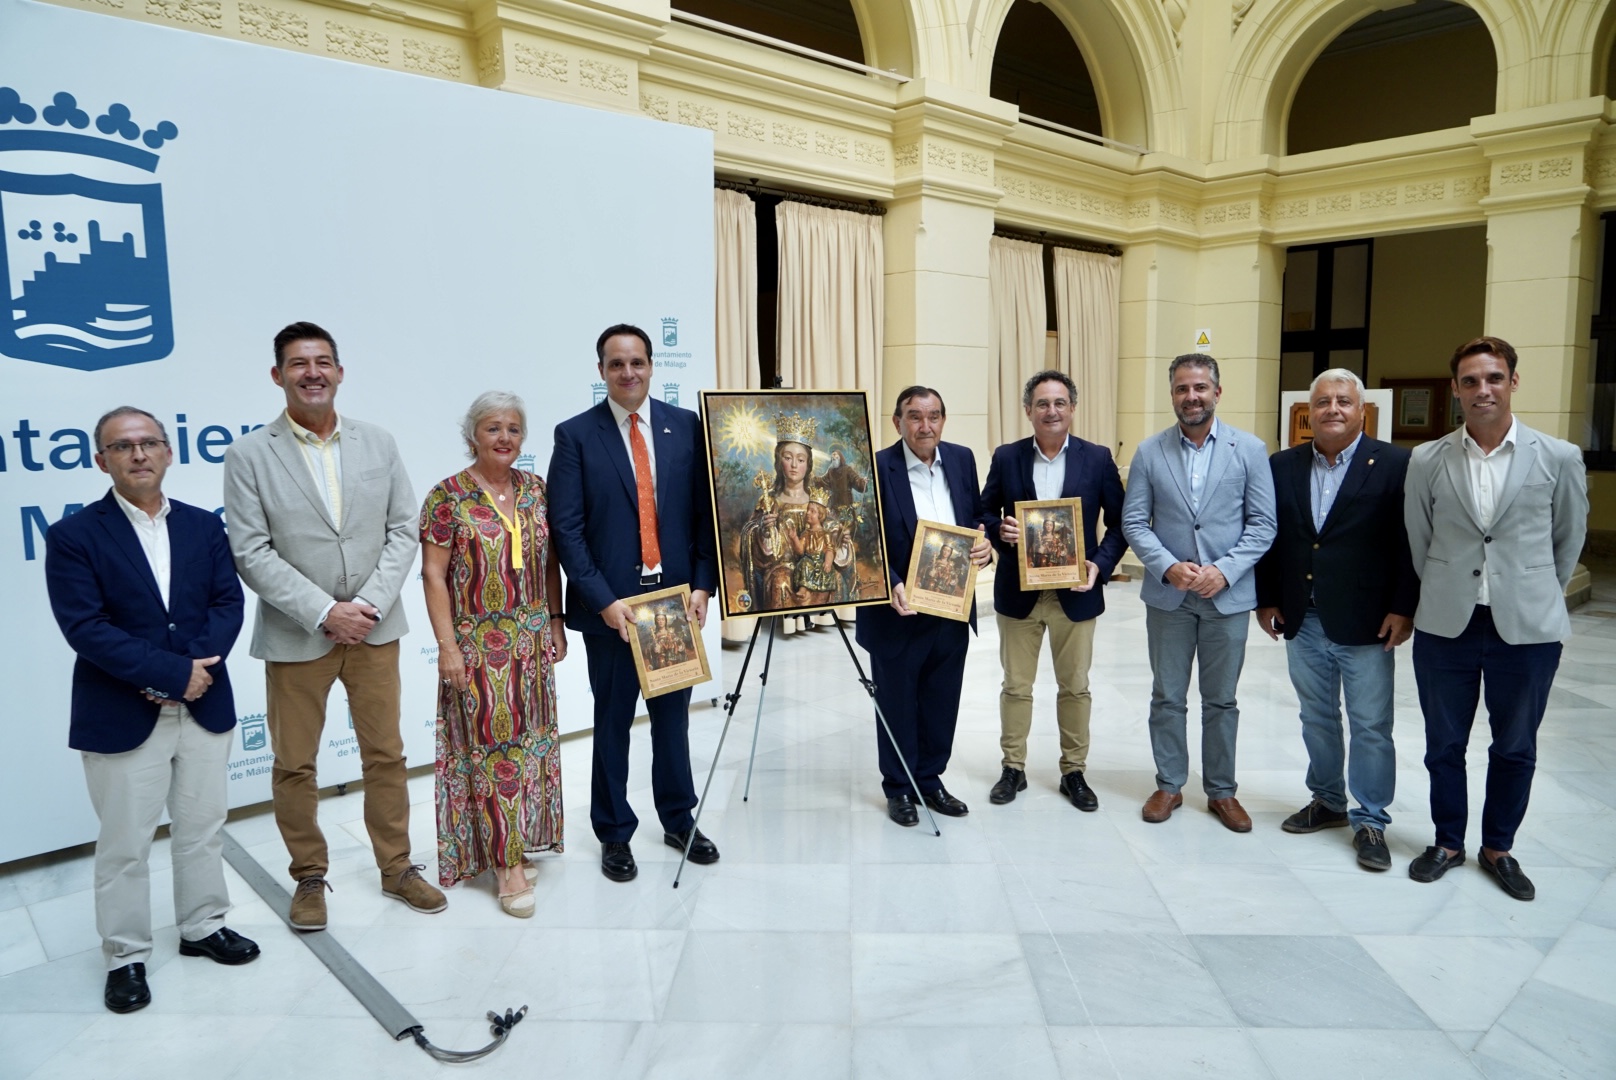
[1031,438,1068,501]
[113,490,172,609]
[902,441,955,525]
[1461,417,1517,607]
[606,396,661,573]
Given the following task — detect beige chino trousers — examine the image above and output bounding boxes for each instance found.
[997,591,1097,774]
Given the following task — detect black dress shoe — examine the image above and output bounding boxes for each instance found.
[923,787,969,817]
[664,828,720,865]
[179,926,261,965]
[1481,852,1536,901]
[601,841,638,882]
[1353,826,1392,872]
[989,767,1027,805]
[1059,771,1099,812]
[887,794,918,827]
[104,963,150,1013]
[1408,846,1464,883]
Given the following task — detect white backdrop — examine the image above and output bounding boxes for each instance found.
[0,0,717,863]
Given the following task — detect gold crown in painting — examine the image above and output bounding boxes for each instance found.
[774,411,817,448]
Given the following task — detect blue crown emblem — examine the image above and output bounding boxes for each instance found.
[239,713,267,752]
[1,88,178,371]
[591,381,607,405]
[515,453,537,472]
[661,382,679,407]
[660,317,678,348]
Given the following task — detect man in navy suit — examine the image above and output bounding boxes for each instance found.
[549,324,721,881]
[45,406,258,1015]
[981,371,1127,811]
[855,386,992,827]
[1255,370,1418,871]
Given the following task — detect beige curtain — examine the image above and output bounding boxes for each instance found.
[1054,247,1122,455]
[775,201,884,395]
[714,189,760,389]
[988,236,1047,447]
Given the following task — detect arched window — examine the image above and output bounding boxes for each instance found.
[991,0,1103,137]
[1287,0,1494,155]
[673,0,865,66]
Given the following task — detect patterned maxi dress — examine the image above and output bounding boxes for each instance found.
[420,469,563,886]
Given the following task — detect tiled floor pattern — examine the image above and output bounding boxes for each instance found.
[2,575,1614,1079]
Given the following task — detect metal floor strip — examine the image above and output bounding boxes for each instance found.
[219,828,420,1040]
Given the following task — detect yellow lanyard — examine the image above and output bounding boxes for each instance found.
[482,485,524,570]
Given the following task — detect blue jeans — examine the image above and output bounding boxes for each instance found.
[1413,607,1560,853]
[1145,593,1248,799]
[1285,611,1395,829]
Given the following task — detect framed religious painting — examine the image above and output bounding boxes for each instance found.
[1015,498,1087,590]
[625,585,712,699]
[700,390,891,620]
[903,520,980,622]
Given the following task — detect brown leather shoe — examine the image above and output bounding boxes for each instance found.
[1141,789,1183,823]
[382,864,448,914]
[1208,796,1253,833]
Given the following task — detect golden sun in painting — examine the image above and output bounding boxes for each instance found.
[717,401,774,457]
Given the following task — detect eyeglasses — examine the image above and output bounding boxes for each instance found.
[103,439,169,455]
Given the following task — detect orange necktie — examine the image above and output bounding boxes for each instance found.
[628,413,661,570]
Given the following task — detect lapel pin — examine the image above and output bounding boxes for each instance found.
[1367,458,1374,465]
[663,428,671,434]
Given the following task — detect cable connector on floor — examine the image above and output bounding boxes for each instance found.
[407,1005,528,1063]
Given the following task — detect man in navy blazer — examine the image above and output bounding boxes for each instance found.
[855,386,992,827]
[1121,354,1276,831]
[549,324,721,881]
[1255,370,1418,871]
[45,406,257,1015]
[981,371,1127,811]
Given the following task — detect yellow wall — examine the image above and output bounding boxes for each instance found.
[1591,472,1616,533]
[1367,227,1487,383]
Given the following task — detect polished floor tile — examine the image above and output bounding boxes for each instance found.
[2,576,1614,1076]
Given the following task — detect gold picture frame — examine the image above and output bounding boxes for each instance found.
[700,390,891,620]
[625,584,712,700]
[903,520,981,622]
[1015,498,1087,590]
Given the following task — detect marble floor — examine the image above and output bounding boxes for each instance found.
[3,574,1615,1080]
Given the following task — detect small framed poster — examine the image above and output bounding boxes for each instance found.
[625,585,712,699]
[1015,498,1087,590]
[903,520,981,622]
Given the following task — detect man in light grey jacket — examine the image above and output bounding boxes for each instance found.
[1122,354,1276,831]
[223,321,446,929]
[1404,335,1588,902]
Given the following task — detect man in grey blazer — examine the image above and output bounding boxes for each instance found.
[1122,354,1276,831]
[223,321,446,928]
[1404,335,1588,901]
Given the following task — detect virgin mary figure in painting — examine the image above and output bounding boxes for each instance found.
[739,412,855,612]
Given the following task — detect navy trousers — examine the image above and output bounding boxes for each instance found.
[868,616,969,799]
[1413,606,1561,853]
[583,631,698,843]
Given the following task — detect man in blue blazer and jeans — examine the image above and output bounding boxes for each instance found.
[981,371,1128,811]
[1122,354,1276,831]
[855,386,992,827]
[46,406,258,1014]
[550,324,721,881]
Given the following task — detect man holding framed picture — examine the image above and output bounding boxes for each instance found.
[981,370,1128,811]
[855,386,992,827]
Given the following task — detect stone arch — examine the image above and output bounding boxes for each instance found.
[1214,0,1533,160]
[976,0,1184,155]
[848,0,918,77]
[1557,0,1616,100]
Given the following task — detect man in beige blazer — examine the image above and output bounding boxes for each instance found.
[223,321,446,928]
[1404,335,1588,902]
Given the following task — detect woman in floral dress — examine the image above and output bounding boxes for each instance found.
[420,391,565,918]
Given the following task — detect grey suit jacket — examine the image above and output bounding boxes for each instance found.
[1121,419,1277,615]
[1405,421,1587,644]
[222,412,418,661]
